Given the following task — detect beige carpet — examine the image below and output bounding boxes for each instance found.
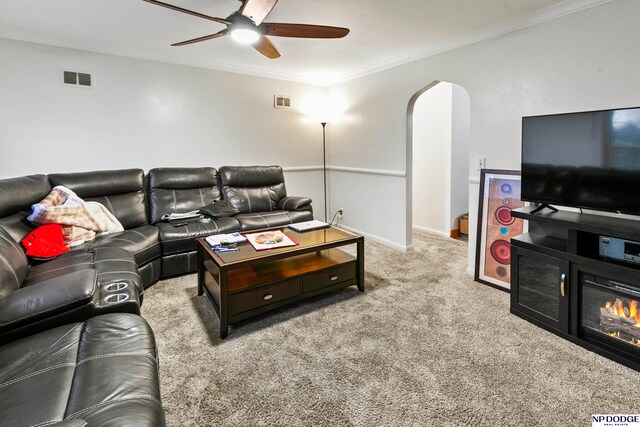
[142,231,639,426]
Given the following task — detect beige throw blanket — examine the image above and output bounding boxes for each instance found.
[28,186,123,247]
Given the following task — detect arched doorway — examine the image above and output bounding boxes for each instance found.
[406,81,471,249]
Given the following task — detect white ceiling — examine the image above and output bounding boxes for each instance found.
[0,0,611,84]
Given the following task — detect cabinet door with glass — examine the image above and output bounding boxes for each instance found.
[511,246,570,333]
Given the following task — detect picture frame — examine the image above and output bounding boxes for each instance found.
[474,169,527,291]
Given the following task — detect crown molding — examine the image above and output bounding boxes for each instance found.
[330,0,614,85]
[0,30,318,85]
[0,0,614,87]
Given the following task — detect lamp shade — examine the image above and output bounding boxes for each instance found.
[300,92,347,123]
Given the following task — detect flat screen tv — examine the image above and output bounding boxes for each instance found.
[521,106,640,215]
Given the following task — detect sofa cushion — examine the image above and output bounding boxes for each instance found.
[0,319,83,426]
[0,175,51,242]
[199,200,239,219]
[147,167,220,224]
[0,313,164,427]
[0,228,29,298]
[219,166,287,214]
[24,252,93,284]
[0,270,97,336]
[83,225,161,266]
[0,175,51,219]
[24,247,142,295]
[49,169,148,229]
[156,217,240,255]
[234,210,313,232]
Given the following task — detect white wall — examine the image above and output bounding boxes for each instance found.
[0,38,327,215]
[412,82,452,235]
[328,0,640,272]
[450,84,470,228]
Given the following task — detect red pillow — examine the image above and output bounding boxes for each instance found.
[21,224,70,260]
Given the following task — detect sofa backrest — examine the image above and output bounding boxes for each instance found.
[48,169,148,230]
[0,175,51,242]
[218,166,287,214]
[147,167,220,224]
[0,227,28,297]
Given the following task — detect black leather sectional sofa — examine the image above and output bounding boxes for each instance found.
[148,166,311,277]
[0,165,312,427]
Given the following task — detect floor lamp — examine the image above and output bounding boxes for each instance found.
[305,93,345,223]
[321,121,328,222]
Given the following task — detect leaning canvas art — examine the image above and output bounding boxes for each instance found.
[475,169,526,291]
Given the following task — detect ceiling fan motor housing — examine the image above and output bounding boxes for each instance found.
[227,12,259,32]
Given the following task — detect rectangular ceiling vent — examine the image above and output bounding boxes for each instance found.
[274,95,291,109]
[63,71,93,88]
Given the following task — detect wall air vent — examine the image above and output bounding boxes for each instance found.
[274,95,291,109]
[62,71,93,88]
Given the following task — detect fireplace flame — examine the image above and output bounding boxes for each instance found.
[600,298,640,347]
[603,299,640,325]
[630,300,638,320]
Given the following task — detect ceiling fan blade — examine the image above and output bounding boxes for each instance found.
[260,23,350,39]
[252,35,281,59]
[143,0,229,25]
[171,29,230,46]
[240,0,279,26]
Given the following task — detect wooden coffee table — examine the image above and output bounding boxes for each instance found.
[197,226,364,338]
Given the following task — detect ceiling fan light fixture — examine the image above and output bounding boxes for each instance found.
[230,28,260,44]
[145,0,350,58]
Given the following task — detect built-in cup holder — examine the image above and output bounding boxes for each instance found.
[105,282,128,292]
[105,293,130,304]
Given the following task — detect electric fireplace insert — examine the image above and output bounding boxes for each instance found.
[581,273,640,360]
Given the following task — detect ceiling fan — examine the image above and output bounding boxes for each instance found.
[143,0,350,59]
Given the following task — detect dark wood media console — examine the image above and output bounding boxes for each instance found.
[510,206,640,371]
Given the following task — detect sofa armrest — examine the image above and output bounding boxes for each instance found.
[278,196,312,211]
[0,270,97,333]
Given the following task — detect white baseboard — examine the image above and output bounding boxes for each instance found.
[339,224,410,252]
[412,224,450,238]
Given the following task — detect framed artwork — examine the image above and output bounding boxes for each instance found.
[474,169,527,291]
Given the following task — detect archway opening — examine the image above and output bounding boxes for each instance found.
[406,81,471,250]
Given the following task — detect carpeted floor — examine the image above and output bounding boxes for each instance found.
[142,231,639,426]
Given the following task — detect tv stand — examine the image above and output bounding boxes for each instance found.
[510,206,640,371]
[529,203,559,214]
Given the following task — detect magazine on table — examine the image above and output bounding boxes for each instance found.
[245,230,297,251]
[205,232,247,247]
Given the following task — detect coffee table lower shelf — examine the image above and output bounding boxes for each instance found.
[197,246,364,338]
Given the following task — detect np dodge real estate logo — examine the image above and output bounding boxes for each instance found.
[592,415,640,427]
